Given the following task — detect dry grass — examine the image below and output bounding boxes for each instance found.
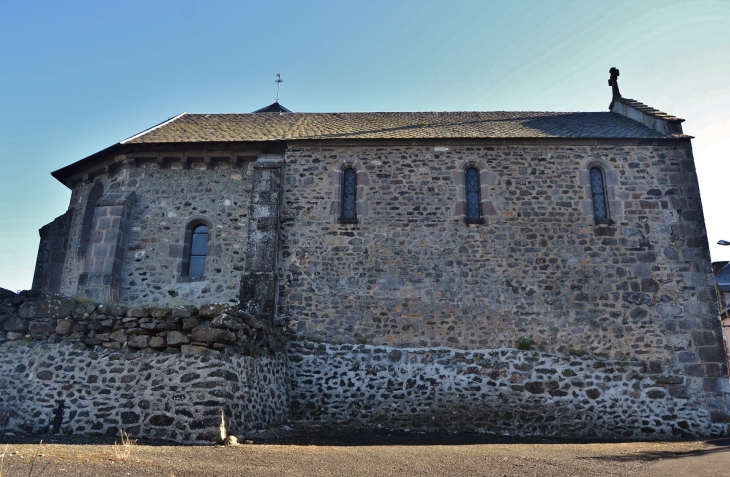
[112,430,137,462]
[25,442,50,477]
[0,442,51,477]
[0,444,7,477]
[0,439,723,477]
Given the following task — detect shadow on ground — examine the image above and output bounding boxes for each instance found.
[580,438,730,463]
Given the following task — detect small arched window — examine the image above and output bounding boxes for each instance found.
[78,181,104,255]
[341,167,357,222]
[188,225,209,277]
[589,167,609,223]
[465,167,481,223]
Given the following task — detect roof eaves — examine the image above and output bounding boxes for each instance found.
[120,112,187,144]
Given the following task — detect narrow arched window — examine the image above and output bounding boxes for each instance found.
[465,167,481,223]
[341,167,357,222]
[188,225,209,277]
[590,167,609,223]
[78,181,104,255]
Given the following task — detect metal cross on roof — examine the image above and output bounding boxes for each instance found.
[275,74,283,103]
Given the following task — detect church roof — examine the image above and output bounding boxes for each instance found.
[120,110,679,144]
[52,105,692,185]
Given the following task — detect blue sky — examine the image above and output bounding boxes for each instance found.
[1,0,729,291]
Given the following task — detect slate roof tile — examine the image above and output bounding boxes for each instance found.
[123,111,672,144]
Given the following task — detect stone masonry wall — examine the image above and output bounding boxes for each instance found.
[279,143,720,364]
[32,211,73,293]
[279,142,730,432]
[57,155,255,307]
[0,341,288,444]
[287,341,725,439]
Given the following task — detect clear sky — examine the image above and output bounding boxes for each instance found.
[1,0,729,291]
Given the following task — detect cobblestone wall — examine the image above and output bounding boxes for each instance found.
[0,341,288,443]
[287,341,726,439]
[0,289,288,443]
[279,143,718,365]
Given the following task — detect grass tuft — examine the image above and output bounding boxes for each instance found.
[516,337,533,351]
[26,441,51,477]
[113,429,138,462]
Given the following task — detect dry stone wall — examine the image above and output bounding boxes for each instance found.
[0,291,283,357]
[287,341,725,439]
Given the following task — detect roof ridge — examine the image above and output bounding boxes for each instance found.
[119,113,187,144]
[182,110,619,117]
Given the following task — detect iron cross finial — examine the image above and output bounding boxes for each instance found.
[608,67,621,109]
[275,74,283,103]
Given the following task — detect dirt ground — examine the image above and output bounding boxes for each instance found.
[1,427,729,477]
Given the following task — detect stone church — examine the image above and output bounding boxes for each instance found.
[2,70,728,442]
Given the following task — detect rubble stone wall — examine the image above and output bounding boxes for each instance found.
[2,290,728,440]
[287,341,726,439]
[0,341,288,444]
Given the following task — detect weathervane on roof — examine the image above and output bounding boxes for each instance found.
[275,74,283,103]
[608,67,621,110]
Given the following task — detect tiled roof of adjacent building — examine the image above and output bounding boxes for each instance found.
[716,262,730,293]
[121,110,676,144]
